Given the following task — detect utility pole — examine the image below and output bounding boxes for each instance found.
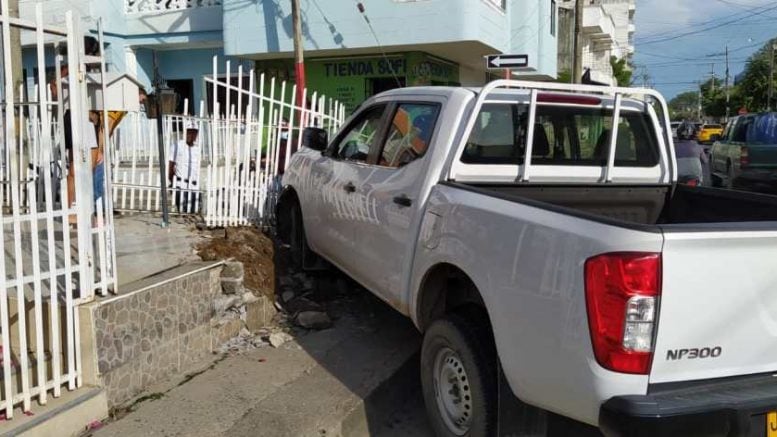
[725,44,730,121]
[291,0,306,110]
[710,64,715,95]
[8,0,21,94]
[152,52,170,228]
[572,0,584,84]
[769,43,775,111]
[697,82,703,121]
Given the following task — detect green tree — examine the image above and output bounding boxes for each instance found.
[610,56,633,87]
[735,38,777,112]
[669,91,699,120]
[556,70,572,84]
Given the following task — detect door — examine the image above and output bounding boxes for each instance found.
[305,104,388,270]
[347,101,442,303]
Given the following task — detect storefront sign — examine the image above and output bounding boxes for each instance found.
[323,59,406,77]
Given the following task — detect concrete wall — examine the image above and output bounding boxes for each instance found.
[509,0,558,79]
[132,47,251,109]
[80,263,226,407]
[80,261,275,408]
[223,0,558,79]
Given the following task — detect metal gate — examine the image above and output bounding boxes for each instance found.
[111,58,346,227]
[0,5,115,417]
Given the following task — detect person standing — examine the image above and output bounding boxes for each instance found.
[168,121,201,213]
[675,121,710,186]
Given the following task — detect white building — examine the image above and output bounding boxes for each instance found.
[558,0,635,85]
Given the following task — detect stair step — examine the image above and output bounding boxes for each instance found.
[0,387,106,437]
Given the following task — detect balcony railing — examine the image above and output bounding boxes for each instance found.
[125,0,222,15]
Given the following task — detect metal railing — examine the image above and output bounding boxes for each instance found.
[0,6,114,418]
[110,57,346,227]
[124,0,222,14]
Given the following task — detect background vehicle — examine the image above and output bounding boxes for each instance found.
[670,121,681,139]
[697,123,724,145]
[710,112,777,192]
[280,81,777,437]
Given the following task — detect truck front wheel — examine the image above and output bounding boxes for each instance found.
[421,311,497,437]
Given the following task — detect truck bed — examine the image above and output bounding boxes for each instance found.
[449,182,777,227]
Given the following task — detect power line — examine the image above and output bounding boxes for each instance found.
[638,3,777,46]
[353,1,402,88]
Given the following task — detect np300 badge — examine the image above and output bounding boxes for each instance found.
[666,347,722,361]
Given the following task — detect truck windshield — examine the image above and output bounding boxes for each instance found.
[461,103,660,167]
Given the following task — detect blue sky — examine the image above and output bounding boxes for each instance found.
[634,0,777,100]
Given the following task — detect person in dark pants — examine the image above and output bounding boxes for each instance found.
[675,121,710,186]
[168,122,201,213]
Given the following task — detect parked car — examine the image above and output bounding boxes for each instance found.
[670,121,681,139]
[697,123,724,145]
[710,112,777,192]
[279,81,777,436]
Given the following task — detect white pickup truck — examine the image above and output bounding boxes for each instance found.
[278,81,777,437]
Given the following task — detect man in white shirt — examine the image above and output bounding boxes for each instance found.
[168,121,201,213]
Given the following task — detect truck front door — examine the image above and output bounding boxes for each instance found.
[347,101,442,306]
[313,104,389,271]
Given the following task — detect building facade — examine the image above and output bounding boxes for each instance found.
[221,0,559,112]
[19,0,558,115]
[557,0,635,86]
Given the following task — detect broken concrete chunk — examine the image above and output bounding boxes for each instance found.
[221,261,245,280]
[281,290,295,303]
[221,278,245,295]
[295,311,332,330]
[214,295,243,314]
[268,332,293,348]
[242,291,260,304]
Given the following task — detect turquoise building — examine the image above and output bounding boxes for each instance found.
[20,0,558,113]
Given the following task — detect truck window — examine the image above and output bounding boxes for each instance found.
[461,103,660,167]
[379,103,441,168]
[746,113,777,145]
[731,117,751,143]
[331,104,387,162]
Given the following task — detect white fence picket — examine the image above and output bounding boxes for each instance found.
[0,6,116,416]
[109,58,345,227]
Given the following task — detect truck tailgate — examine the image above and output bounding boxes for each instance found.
[650,227,777,384]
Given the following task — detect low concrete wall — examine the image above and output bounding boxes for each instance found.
[79,262,232,408]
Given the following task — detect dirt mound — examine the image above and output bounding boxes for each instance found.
[197,227,275,298]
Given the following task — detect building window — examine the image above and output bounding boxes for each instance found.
[551,0,557,36]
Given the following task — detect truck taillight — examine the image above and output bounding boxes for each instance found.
[740,146,750,168]
[585,253,661,375]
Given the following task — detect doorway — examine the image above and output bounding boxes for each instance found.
[167,79,194,115]
[366,77,406,97]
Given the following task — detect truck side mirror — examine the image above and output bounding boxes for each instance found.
[302,127,328,151]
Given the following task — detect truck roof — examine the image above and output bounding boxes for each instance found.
[374,86,651,112]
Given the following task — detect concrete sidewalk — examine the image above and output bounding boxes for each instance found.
[93,290,424,437]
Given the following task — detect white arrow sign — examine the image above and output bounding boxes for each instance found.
[485,54,529,70]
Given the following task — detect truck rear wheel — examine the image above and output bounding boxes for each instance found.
[421,311,497,437]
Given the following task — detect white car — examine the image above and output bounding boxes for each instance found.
[279,80,777,436]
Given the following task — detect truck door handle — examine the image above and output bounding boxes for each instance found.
[393,195,413,207]
[343,182,356,193]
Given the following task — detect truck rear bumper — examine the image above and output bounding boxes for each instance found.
[599,374,777,437]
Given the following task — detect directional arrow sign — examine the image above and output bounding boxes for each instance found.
[485,54,529,70]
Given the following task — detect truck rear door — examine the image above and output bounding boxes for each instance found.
[650,227,777,383]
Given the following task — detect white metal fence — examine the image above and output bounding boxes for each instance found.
[0,6,114,418]
[111,58,346,227]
